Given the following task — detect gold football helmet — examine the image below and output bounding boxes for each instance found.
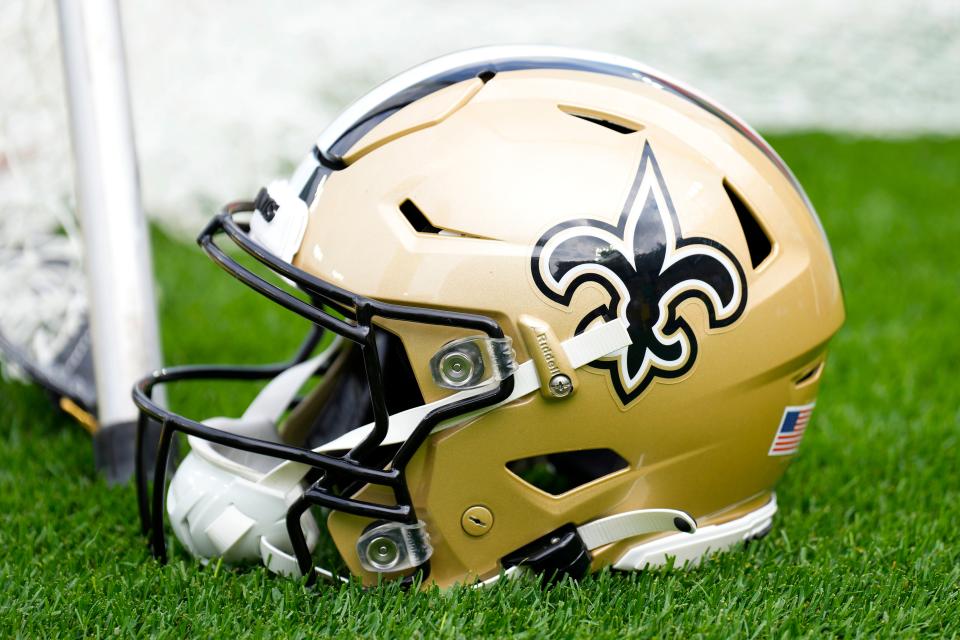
[134,46,844,588]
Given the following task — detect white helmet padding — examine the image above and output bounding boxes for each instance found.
[167,420,320,576]
[163,341,347,576]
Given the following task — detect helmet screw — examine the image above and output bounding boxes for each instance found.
[461,505,494,536]
[548,374,573,398]
[438,350,475,387]
[364,535,400,570]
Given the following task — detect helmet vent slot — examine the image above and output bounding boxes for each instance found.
[724,179,773,269]
[560,106,640,135]
[506,449,629,496]
[399,199,443,234]
[794,360,824,387]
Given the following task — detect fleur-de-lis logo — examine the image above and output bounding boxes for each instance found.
[531,142,747,405]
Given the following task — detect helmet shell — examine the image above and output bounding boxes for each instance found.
[292,67,843,586]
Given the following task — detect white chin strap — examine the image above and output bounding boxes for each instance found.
[478,508,698,587]
[577,508,696,550]
[170,317,697,579]
[322,316,631,452]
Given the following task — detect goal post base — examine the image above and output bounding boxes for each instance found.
[93,419,170,485]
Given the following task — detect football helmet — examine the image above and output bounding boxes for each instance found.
[134,46,844,588]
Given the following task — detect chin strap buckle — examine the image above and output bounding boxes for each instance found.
[356,520,433,574]
[502,524,592,582]
[499,508,697,583]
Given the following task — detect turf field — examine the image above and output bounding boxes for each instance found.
[1,134,958,638]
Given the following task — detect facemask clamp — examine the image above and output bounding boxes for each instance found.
[430,336,517,390]
[356,520,433,573]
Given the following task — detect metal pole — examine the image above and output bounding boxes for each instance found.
[56,0,163,483]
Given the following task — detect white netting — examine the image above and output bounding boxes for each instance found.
[0,0,90,396]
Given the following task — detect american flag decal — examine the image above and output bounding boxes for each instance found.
[768,403,815,456]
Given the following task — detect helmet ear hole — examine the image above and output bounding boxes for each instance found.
[506,449,629,496]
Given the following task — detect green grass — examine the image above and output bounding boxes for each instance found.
[2,134,959,638]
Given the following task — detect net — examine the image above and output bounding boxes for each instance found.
[0,0,95,409]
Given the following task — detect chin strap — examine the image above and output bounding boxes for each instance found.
[577,508,696,549]
[479,508,697,586]
[220,318,629,462]
[483,508,697,586]
[182,318,632,579]
[259,537,348,582]
[311,317,631,453]
[259,538,302,577]
[254,317,631,492]
[256,506,697,583]
[239,336,344,424]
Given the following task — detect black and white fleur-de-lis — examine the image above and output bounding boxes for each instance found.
[531,142,747,405]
